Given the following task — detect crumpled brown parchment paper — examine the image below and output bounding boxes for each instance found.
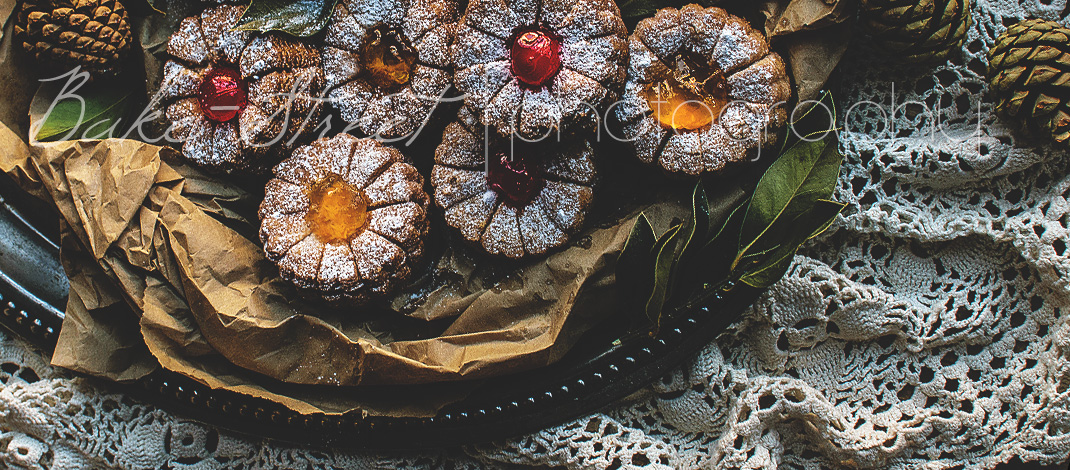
[759,0,855,104]
[0,107,686,415]
[0,124,689,414]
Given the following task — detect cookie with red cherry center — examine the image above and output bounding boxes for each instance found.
[452,0,628,140]
[432,107,597,258]
[158,5,326,173]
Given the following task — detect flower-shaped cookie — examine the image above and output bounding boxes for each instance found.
[614,5,790,176]
[322,0,457,139]
[259,134,430,304]
[159,5,326,173]
[452,0,628,139]
[432,107,596,258]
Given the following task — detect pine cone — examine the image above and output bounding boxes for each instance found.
[14,0,133,79]
[861,0,971,62]
[988,19,1070,149]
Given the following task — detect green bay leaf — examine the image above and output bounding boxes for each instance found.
[735,132,842,269]
[673,182,747,297]
[235,0,339,36]
[31,80,133,142]
[740,198,845,288]
[645,224,681,326]
[616,213,657,308]
[673,183,710,267]
[618,0,665,19]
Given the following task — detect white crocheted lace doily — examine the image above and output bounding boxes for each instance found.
[3,0,1070,468]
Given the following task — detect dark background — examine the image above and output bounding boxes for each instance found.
[997,458,1065,469]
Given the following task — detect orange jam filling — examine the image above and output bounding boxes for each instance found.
[305,174,370,245]
[360,24,418,91]
[640,53,730,131]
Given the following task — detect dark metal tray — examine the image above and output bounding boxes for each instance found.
[0,170,761,450]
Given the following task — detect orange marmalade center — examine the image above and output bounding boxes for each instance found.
[640,53,730,132]
[305,174,370,245]
[360,24,418,91]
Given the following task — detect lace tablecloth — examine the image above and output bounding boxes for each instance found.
[3,0,1070,468]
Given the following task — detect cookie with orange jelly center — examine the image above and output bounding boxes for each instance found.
[615,5,791,176]
[260,134,430,304]
[322,0,458,139]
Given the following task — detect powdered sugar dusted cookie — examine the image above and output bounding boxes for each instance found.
[452,0,628,140]
[322,0,458,139]
[614,5,790,176]
[259,134,430,304]
[159,5,326,173]
[432,107,596,258]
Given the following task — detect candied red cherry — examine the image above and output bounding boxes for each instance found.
[487,147,545,208]
[197,65,248,123]
[510,28,562,88]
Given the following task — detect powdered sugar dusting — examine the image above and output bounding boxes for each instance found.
[346,139,398,188]
[434,122,484,168]
[260,134,430,304]
[554,0,626,43]
[685,4,726,59]
[162,6,325,173]
[181,120,244,170]
[544,140,596,184]
[712,15,769,75]
[519,201,568,256]
[560,36,627,84]
[369,202,427,255]
[627,36,669,84]
[318,243,359,291]
[325,3,369,51]
[636,7,687,59]
[327,80,374,123]
[614,5,790,176]
[519,87,563,139]
[324,0,458,139]
[279,235,325,288]
[444,194,496,242]
[158,61,202,102]
[260,213,311,260]
[239,35,320,79]
[167,15,209,64]
[341,0,406,28]
[483,204,525,258]
[481,80,525,136]
[728,54,791,105]
[453,0,627,139]
[460,0,522,38]
[164,97,204,141]
[536,180,591,233]
[431,166,485,208]
[431,110,597,258]
[552,68,607,134]
[260,179,310,218]
[365,163,428,208]
[453,25,506,69]
[199,5,250,64]
[352,230,409,296]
